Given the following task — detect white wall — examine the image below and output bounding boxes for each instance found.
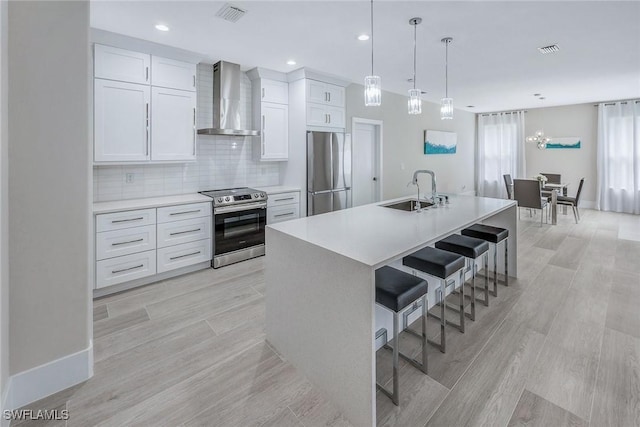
[8,0,90,378]
[346,84,476,199]
[94,64,280,201]
[524,103,597,206]
[0,0,9,421]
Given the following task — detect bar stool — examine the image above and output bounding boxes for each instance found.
[375,266,429,406]
[435,234,490,315]
[461,224,509,297]
[402,247,466,353]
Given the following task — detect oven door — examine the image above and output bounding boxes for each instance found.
[214,203,266,257]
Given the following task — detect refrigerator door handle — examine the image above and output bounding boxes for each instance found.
[310,189,333,195]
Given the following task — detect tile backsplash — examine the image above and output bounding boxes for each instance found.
[93,63,282,202]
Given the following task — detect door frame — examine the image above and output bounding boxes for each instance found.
[351,117,383,203]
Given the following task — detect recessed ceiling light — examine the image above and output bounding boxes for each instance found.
[539,97,546,100]
[155,24,169,32]
[358,34,370,41]
[466,105,475,108]
[286,60,297,66]
[533,93,541,97]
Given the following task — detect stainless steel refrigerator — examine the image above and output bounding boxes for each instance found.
[307,131,352,216]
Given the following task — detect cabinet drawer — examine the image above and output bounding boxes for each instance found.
[267,192,300,208]
[157,217,211,248]
[157,202,211,223]
[96,224,156,260]
[151,56,197,92]
[261,80,288,104]
[96,208,156,232]
[96,250,156,289]
[157,239,211,273]
[267,204,300,224]
[94,44,150,85]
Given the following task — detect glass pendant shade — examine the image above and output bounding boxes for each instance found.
[364,75,381,106]
[408,89,422,115]
[440,97,454,120]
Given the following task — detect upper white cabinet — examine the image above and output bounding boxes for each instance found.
[94,79,150,162]
[305,79,346,129]
[306,80,345,108]
[259,80,288,104]
[250,76,289,162]
[94,44,150,85]
[151,56,197,92]
[151,87,197,161]
[93,44,198,163]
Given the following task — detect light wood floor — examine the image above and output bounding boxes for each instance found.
[14,209,640,427]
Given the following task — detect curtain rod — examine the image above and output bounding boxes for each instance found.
[480,110,527,116]
[593,100,640,107]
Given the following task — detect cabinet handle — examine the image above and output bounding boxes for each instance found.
[193,75,196,87]
[111,217,144,224]
[274,212,295,218]
[169,228,201,236]
[193,108,197,156]
[169,209,201,216]
[170,251,201,261]
[111,238,144,246]
[328,92,331,102]
[261,115,265,155]
[328,114,331,124]
[145,67,149,82]
[112,264,144,274]
[262,88,265,99]
[145,102,150,156]
[275,197,295,202]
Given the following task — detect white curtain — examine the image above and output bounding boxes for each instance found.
[597,101,640,214]
[477,111,526,198]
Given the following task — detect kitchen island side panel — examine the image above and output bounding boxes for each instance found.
[265,227,376,427]
[482,204,518,278]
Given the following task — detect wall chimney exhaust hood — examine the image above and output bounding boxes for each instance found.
[197,61,260,137]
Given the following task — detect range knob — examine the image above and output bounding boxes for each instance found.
[217,198,223,203]
[253,193,259,198]
[225,196,231,202]
[261,193,266,198]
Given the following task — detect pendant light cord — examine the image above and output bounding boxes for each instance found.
[412,22,417,89]
[370,0,374,76]
[445,40,449,98]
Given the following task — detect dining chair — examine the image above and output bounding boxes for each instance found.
[541,173,561,198]
[557,178,585,223]
[513,179,549,226]
[503,174,513,199]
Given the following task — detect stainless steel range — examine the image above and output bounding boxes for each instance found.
[200,187,267,268]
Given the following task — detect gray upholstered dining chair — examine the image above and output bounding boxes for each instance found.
[503,174,513,199]
[513,179,549,226]
[557,178,585,224]
[541,173,561,198]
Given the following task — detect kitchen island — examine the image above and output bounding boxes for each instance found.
[265,195,517,427]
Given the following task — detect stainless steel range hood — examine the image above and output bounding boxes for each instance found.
[197,61,260,137]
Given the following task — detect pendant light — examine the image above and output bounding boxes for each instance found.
[440,37,454,120]
[408,17,422,115]
[364,0,381,106]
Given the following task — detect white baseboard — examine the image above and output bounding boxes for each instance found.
[6,341,92,411]
[1,377,11,427]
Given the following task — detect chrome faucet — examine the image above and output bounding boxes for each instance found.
[411,170,437,203]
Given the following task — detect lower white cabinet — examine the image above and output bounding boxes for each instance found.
[96,250,157,289]
[157,216,210,248]
[266,191,300,225]
[157,239,211,273]
[96,224,156,260]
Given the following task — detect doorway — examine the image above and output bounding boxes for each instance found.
[351,118,383,207]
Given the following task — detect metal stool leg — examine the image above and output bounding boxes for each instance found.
[470,259,476,320]
[492,243,498,297]
[483,252,489,306]
[391,313,399,405]
[504,239,509,286]
[459,269,465,332]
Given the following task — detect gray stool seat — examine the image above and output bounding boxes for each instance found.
[376,266,428,312]
[461,224,508,243]
[402,247,465,279]
[375,266,429,406]
[435,234,489,259]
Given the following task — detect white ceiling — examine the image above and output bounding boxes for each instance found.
[91,1,640,113]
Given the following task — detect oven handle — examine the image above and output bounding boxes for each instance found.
[214,203,267,215]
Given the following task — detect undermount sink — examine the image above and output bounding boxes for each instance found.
[382,199,434,212]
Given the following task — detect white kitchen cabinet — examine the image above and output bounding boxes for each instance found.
[96,250,157,289]
[94,44,150,85]
[96,208,156,232]
[151,87,197,161]
[306,103,345,128]
[94,79,150,162]
[96,224,157,261]
[267,191,300,208]
[258,102,288,161]
[259,79,288,104]
[306,80,345,108]
[156,216,211,248]
[157,239,211,274]
[151,56,197,92]
[266,191,300,224]
[157,202,211,223]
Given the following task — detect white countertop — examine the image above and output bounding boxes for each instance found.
[268,195,516,268]
[254,185,301,195]
[93,194,212,214]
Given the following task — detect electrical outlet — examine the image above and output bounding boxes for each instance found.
[125,173,135,184]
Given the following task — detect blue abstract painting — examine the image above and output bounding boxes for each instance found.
[424,130,457,155]
[546,137,581,149]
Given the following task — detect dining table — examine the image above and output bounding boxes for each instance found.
[543,182,570,219]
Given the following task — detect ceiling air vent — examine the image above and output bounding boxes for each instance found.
[215,3,247,23]
[537,44,560,54]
